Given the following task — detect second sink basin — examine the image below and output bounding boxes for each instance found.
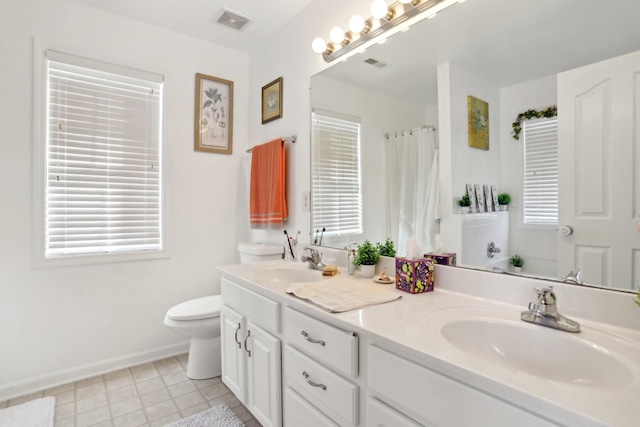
[431,308,640,389]
[251,264,325,284]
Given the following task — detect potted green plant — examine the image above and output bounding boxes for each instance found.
[458,194,472,213]
[376,239,396,257]
[376,239,396,275]
[497,193,511,211]
[509,254,524,273]
[354,240,380,278]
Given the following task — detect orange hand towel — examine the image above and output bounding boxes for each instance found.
[250,138,288,228]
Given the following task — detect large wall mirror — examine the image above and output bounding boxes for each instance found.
[310,0,640,292]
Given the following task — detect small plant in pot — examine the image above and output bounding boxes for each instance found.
[497,193,511,211]
[376,239,396,257]
[458,194,472,213]
[510,254,524,273]
[354,240,380,278]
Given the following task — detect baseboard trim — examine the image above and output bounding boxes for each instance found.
[0,341,190,402]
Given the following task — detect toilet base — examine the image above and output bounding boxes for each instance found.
[186,337,221,380]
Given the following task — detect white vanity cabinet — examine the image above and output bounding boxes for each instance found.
[367,344,558,427]
[220,278,282,427]
[282,307,359,426]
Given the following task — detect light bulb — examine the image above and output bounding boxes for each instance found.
[312,37,327,54]
[399,0,412,3]
[329,27,345,44]
[370,0,389,19]
[349,15,366,33]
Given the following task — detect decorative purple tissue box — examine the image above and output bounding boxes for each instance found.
[395,258,435,294]
[424,252,457,266]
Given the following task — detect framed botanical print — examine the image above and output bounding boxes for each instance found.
[194,73,234,154]
[262,77,283,124]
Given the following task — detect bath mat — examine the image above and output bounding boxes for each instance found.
[0,396,55,427]
[164,403,245,427]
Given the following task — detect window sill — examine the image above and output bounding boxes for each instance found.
[34,249,170,269]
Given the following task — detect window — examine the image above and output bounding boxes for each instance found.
[522,117,558,226]
[311,110,363,238]
[43,50,164,260]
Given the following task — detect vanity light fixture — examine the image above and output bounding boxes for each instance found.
[312,0,467,63]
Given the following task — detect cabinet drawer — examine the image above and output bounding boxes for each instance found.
[366,397,423,427]
[284,345,358,427]
[283,307,358,378]
[284,387,338,427]
[368,345,557,427]
[221,277,279,334]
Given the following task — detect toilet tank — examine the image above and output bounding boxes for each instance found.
[238,242,284,264]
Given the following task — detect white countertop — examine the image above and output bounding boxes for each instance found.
[219,260,640,427]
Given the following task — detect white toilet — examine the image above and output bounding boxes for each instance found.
[163,242,283,380]
[163,295,222,379]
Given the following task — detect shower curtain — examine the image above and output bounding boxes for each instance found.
[384,127,440,256]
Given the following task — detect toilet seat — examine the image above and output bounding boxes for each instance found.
[166,295,222,321]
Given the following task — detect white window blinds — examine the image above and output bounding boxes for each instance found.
[311,110,363,237]
[45,50,163,257]
[522,117,558,226]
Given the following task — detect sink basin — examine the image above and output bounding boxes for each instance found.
[251,265,325,284]
[432,308,639,388]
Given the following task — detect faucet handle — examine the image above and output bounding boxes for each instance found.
[533,286,556,305]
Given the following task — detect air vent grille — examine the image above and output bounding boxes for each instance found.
[216,8,253,31]
[364,58,387,68]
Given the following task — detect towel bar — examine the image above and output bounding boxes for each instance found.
[246,135,296,153]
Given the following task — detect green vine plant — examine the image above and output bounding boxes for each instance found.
[635,288,640,307]
[512,106,557,140]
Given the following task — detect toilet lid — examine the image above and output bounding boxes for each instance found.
[166,295,222,321]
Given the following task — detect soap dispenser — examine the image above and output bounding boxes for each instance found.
[347,249,357,275]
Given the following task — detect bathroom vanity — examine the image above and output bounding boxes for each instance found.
[218,261,640,427]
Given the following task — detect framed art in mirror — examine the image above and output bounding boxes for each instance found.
[262,77,283,124]
[467,95,489,150]
[194,73,234,154]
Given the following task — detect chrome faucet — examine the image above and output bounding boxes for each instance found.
[563,269,584,285]
[486,241,501,258]
[301,248,326,271]
[521,286,581,333]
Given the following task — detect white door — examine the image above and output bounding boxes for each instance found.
[557,50,640,290]
[220,305,246,402]
[246,320,282,427]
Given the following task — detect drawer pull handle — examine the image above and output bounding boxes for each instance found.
[244,330,251,357]
[302,371,326,390]
[234,323,242,349]
[301,331,325,346]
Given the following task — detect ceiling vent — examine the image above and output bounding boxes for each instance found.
[216,8,253,31]
[364,58,388,68]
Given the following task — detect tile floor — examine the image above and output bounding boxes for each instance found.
[0,354,262,427]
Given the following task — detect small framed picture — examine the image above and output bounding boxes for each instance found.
[262,77,283,124]
[194,73,234,154]
[466,184,478,213]
[475,184,486,212]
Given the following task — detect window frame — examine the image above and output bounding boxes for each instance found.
[32,42,169,267]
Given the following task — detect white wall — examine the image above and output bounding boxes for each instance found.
[500,75,557,278]
[438,63,501,258]
[246,0,378,248]
[0,0,249,400]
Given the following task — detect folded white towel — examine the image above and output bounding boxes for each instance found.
[286,278,401,313]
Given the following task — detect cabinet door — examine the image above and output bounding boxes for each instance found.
[246,320,282,427]
[220,304,246,402]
